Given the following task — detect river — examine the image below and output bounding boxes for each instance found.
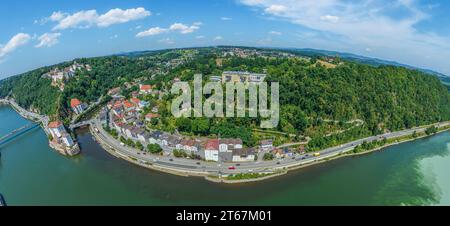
[0,105,449,206]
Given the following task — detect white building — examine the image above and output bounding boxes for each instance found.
[204,139,219,162]
[232,148,256,162]
[48,121,65,138]
[61,133,75,147]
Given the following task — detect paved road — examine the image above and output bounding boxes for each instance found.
[91,116,450,176]
[1,99,50,134]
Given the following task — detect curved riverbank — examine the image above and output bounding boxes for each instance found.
[2,105,450,205]
[90,112,450,183]
[0,98,80,156]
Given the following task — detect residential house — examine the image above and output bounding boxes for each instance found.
[70,98,87,115]
[219,138,243,152]
[204,139,219,162]
[139,100,149,109]
[176,139,200,153]
[138,131,151,144]
[130,97,140,105]
[145,113,160,121]
[108,87,121,98]
[139,84,153,95]
[123,100,136,111]
[232,148,256,162]
[260,140,274,151]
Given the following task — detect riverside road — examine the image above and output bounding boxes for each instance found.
[91,116,450,176]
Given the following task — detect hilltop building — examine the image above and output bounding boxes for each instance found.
[221,71,266,83]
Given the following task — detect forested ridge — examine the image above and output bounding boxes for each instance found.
[0,47,449,150]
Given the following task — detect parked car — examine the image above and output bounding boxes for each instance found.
[228,166,236,170]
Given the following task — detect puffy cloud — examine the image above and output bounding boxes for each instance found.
[35,33,61,48]
[0,33,31,58]
[169,23,200,34]
[221,17,233,21]
[214,36,223,41]
[51,7,151,30]
[52,10,98,30]
[136,22,201,37]
[50,11,67,21]
[97,8,151,27]
[136,27,168,37]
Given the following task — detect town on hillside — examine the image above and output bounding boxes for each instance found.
[36,48,339,160]
[100,69,306,163]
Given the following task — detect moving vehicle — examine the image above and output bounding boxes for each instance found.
[313,153,321,157]
[228,166,236,170]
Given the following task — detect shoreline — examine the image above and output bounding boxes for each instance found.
[89,113,450,184]
[2,100,449,184]
[0,99,80,156]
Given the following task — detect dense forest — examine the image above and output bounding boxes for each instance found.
[1,47,449,150]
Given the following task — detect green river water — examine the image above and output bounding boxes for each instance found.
[0,105,449,206]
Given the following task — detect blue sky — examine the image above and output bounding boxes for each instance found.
[1,0,450,78]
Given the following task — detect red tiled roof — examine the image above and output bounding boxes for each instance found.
[130,98,140,105]
[205,139,219,150]
[48,121,63,128]
[145,113,160,119]
[123,100,135,108]
[140,84,153,91]
[70,98,81,108]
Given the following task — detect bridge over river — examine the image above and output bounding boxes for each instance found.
[0,123,39,146]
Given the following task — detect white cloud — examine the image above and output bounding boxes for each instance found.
[51,7,151,30]
[35,33,61,48]
[136,27,168,37]
[0,33,31,59]
[221,17,233,21]
[320,15,339,23]
[238,0,450,75]
[136,22,201,38]
[50,11,67,22]
[97,8,151,27]
[196,35,205,39]
[169,23,200,34]
[269,31,282,35]
[264,4,288,14]
[214,36,223,41]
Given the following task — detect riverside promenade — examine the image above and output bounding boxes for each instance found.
[90,110,450,183]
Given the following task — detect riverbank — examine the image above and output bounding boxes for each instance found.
[89,125,210,178]
[90,111,450,184]
[272,125,450,178]
[2,105,450,205]
[0,99,80,156]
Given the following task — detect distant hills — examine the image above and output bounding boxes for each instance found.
[283,48,449,78]
[118,46,450,80]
